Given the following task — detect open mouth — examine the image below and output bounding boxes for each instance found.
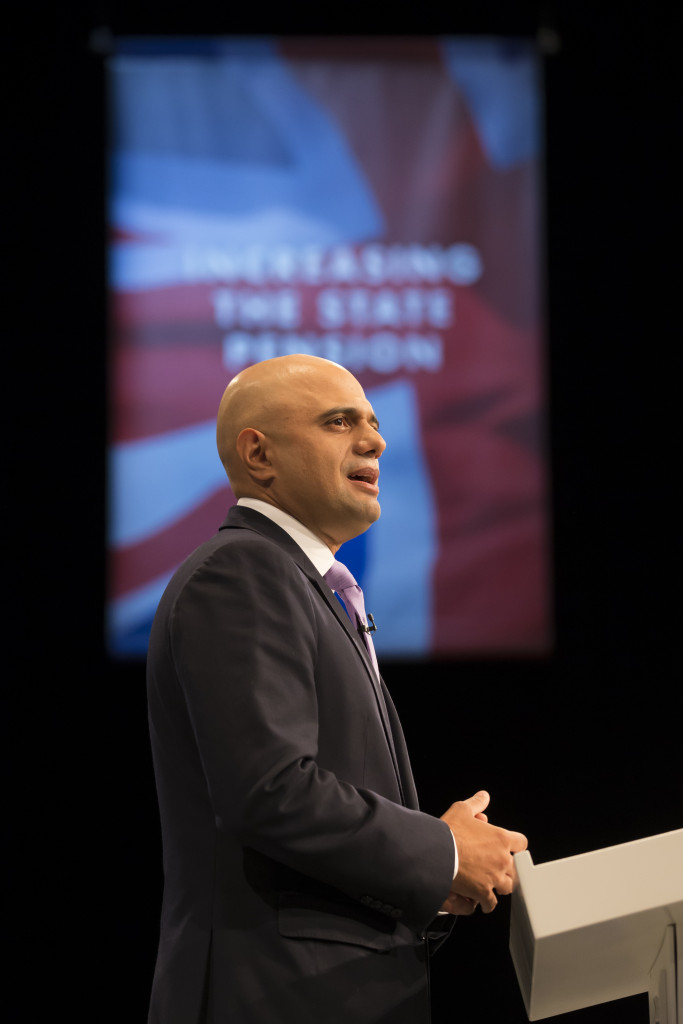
[347,466,379,493]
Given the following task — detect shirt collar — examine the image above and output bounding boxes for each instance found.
[236,498,335,577]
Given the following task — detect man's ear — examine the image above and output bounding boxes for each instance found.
[235,428,275,484]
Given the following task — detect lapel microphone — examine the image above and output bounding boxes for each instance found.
[358,613,377,634]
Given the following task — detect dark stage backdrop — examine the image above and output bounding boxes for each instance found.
[6,4,678,1024]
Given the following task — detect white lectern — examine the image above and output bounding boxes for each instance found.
[509,829,683,1022]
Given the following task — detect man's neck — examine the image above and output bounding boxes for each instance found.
[236,497,335,576]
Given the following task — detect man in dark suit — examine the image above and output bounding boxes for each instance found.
[147,354,527,1023]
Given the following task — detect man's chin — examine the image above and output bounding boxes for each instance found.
[348,500,381,534]
[356,496,381,524]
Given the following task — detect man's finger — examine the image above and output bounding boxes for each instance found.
[507,830,528,852]
[479,892,498,914]
[463,790,490,816]
[442,893,479,916]
[494,877,514,896]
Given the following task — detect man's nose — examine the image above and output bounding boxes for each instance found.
[356,425,386,457]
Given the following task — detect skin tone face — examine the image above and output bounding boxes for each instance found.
[216,355,386,554]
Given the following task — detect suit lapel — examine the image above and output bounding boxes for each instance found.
[301,569,406,806]
[221,506,407,804]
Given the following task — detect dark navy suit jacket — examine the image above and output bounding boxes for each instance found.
[147,505,455,1023]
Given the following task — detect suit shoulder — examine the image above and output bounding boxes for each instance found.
[150,524,321,653]
[159,524,307,608]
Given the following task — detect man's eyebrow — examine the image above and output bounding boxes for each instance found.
[320,406,380,430]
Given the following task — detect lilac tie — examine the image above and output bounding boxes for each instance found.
[324,560,379,678]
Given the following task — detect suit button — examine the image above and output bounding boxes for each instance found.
[380,903,393,915]
[370,900,383,911]
[360,895,372,906]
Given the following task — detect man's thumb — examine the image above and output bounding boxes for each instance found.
[464,790,490,815]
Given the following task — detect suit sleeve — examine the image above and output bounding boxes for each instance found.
[167,536,455,930]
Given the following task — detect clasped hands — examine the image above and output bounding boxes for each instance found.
[439,790,528,915]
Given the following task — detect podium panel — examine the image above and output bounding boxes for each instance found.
[509,829,683,1020]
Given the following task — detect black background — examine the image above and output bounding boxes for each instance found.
[6,3,678,1022]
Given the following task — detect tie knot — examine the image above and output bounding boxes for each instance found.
[324,559,359,594]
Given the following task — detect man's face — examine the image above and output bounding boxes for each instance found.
[265,362,386,551]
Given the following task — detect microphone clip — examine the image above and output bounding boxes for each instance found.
[359,613,377,634]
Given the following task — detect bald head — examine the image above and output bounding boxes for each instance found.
[217,355,355,487]
[215,354,386,551]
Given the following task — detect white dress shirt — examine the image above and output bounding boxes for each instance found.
[237,498,335,576]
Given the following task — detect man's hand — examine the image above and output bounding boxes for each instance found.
[439,790,527,914]
[440,892,480,916]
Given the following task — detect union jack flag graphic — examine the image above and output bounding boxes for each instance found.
[107,36,551,657]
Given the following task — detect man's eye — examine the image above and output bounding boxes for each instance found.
[330,417,346,426]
